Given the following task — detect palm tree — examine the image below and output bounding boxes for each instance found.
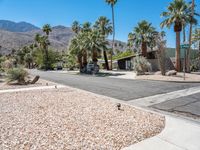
[160,0,190,72]
[105,0,117,70]
[69,37,83,71]
[187,0,196,72]
[72,21,81,34]
[43,24,52,36]
[128,20,156,57]
[42,24,52,70]
[34,33,50,70]
[87,30,109,68]
[94,16,113,70]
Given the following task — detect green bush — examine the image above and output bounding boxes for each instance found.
[113,50,134,60]
[134,56,152,75]
[6,68,28,84]
[33,49,58,70]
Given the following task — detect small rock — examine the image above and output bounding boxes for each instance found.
[166,70,177,76]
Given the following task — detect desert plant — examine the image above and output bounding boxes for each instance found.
[1,59,16,72]
[6,67,28,84]
[134,56,152,75]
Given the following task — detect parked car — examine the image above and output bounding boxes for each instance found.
[86,63,99,74]
[56,62,63,70]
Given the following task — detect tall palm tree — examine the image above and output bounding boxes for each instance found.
[72,21,81,34]
[42,24,52,70]
[69,37,83,71]
[187,0,195,72]
[105,0,117,70]
[128,20,156,57]
[87,30,109,67]
[94,16,112,70]
[43,24,52,36]
[160,0,190,72]
[34,33,50,70]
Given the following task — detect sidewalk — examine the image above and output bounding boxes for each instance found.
[123,115,200,150]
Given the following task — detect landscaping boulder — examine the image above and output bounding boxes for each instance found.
[166,70,177,76]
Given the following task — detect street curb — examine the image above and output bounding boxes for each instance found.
[136,78,200,83]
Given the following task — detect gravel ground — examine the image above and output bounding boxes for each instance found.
[0,77,57,90]
[136,72,200,82]
[0,87,165,150]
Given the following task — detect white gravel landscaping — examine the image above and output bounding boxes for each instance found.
[0,77,56,90]
[0,87,165,150]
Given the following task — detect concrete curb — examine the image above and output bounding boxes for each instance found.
[136,78,200,83]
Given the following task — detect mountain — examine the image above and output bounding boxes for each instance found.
[0,20,127,55]
[0,20,40,32]
[0,24,75,55]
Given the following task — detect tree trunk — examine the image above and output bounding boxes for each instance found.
[83,50,88,67]
[199,41,200,53]
[92,49,98,64]
[141,42,147,57]
[183,26,186,42]
[78,54,83,72]
[45,48,49,70]
[82,50,88,73]
[186,0,195,73]
[176,32,181,72]
[111,5,115,70]
[103,50,109,70]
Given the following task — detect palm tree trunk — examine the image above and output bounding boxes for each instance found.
[78,54,83,72]
[199,41,200,52]
[111,5,115,70]
[45,48,49,70]
[183,26,186,42]
[141,42,147,57]
[176,32,181,72]
[103,50,109,70]
[186,0,195,73]
[83,50,88,67]
[92,49,98,64]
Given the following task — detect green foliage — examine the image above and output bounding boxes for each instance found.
[113,50,134,60]
[134,56,152,75]
[128,20,156,56]
[65,55,77,70]
[33,48,58,70]
[6,67,28,84]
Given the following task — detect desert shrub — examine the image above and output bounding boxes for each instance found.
[6,67,28,84]
[133,56,152,75]
[1,58,16,72]
[190,58,200,72]
[0,56,5,72]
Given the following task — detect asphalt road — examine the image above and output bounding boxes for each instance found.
[152,93,200,118]
[30,70,200,101]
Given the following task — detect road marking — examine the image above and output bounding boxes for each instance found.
[128,86,200,107]
[0,85,66,94]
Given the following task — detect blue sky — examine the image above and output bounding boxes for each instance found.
[0,0,199,48]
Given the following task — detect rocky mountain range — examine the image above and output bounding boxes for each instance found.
[0,20,127,55]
